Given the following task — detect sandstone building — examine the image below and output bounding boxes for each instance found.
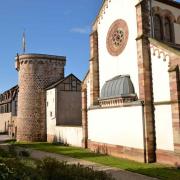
[82,0,180,165]
[0,85,18,137]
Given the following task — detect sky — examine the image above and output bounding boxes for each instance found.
[0,0,102,93]
[0,0,180,93]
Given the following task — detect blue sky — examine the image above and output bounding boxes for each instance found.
[0,0,102,93]
[0,0,180,93]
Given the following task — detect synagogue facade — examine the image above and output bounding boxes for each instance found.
[82,0,180,165]
[0,0,179,166]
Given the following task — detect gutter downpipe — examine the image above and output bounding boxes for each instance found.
[140,100,147,163]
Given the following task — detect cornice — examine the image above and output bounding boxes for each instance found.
[92,0,112,30]
[16,53,66,61]
[15,53,66,70]
[149,38,180,56]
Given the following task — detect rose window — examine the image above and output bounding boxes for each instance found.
[112,29,124,47]
[106,19,129,56]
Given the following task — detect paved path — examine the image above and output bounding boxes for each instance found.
[0,135,158,180]
[27,149,158,180]
[0,134,11,143]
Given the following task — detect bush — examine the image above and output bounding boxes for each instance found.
[0,148,10,158]
[0,148,114,180]
[8,144,17,157]
[0,158,35,179]
[37,157,114,180]
[19,149,30,157]
[0,163,14,180]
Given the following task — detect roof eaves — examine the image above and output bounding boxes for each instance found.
[149,38,180,56]
[92,0,107,29]
[46,74,81,90]
[155,0,180,9]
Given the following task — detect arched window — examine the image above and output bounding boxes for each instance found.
[154,15,163,41]
[164,17,172,42]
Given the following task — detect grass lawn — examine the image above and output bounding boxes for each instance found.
[11,141,180,180]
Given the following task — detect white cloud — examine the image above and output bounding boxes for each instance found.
[70,26,90,34]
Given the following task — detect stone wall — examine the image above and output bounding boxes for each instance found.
[16,54,66,142]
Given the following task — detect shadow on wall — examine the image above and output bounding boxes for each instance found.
[51,133,69,146]
[94,144,108,155]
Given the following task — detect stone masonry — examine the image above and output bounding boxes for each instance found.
[16,54,66,142]
[136,0,156,163]
[89,31,100,106]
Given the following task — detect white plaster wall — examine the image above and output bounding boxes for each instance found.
[88,105,144,149]
[97,0,139,97]
[0,113,11,133]
[155,105,174,151]
[152,1,180,44]
[151,50,171,102]
[87,79,90,108]
[46,88,56,136]
[55,126,82,147]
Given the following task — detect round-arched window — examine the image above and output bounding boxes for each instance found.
[164,17,172,42]
[154,15,163,41]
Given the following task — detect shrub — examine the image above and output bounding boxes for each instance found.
[0,146,114,180]
[37,157,114,180]
[19,149,30,157]
[0,158,40,180]
[0,163,14,180]
[0,148,10,158]
[8,144,17,157]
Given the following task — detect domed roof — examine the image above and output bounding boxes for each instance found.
[100,75,136,100]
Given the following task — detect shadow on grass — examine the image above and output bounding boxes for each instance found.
[15,142,106,159]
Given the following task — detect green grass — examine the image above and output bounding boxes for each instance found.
[11,142,180,180]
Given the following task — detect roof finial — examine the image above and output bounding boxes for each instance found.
[22,30,26,54]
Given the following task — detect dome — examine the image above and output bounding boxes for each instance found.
[100,75,137,100]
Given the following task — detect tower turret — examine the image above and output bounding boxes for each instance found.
[16,53,66,141]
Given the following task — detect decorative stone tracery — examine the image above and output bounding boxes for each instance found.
[150,44,170,62]
[106,19,129,56]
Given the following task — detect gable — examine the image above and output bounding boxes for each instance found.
[56,74,81,92]
[95,0,140,97]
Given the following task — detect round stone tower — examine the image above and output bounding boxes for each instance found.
[15,54,66,142]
